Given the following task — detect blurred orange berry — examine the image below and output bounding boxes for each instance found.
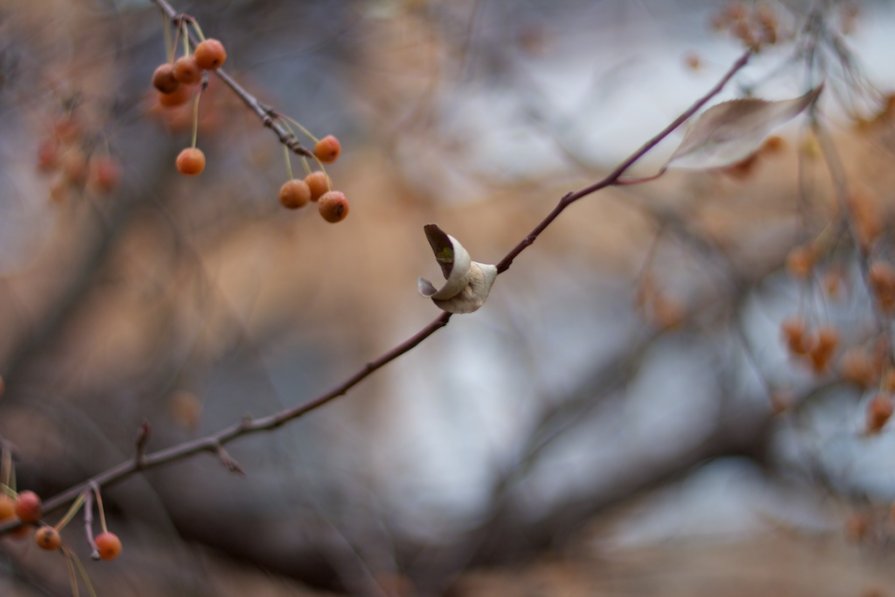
[194,39,227,70]
[313,135,341,163]
[175,147,206,176]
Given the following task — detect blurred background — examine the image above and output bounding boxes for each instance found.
[2,0,895,595]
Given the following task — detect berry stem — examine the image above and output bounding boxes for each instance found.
[162,11,174,64]
[189,19,206,41]
[0,443,12,488]
[91,483,108,534]
[283,145,294,180]
[180,20,191,58]
[66,547,98,597]
[64,550,79,597]
[190,90,201,149]
[280,114,320,144]
[300,156,312,176]
[54,492,85,532]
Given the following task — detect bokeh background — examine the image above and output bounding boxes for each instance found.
[2,0,895,595]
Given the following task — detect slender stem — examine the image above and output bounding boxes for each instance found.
[281,114,321,144]
[54,492,85,531]
[190,89,201,149]
[162,11,173,64]
[180,20,190,58]
[283,145,294,180]
[92,484,108,534]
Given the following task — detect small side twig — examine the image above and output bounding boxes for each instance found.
[212,442,244,476]
[134,421,151,469]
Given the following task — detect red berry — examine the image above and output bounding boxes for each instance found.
[304,171,330,201]
[318,190,350,223]
[94,532,122,560]
[152,63,180,94]
[175,148,206,176]
[313,135,341,163]
[89,156,121,194]
[173,56,202,85]
[14,491,41,523]
[278,179,311,210]
[34,526,61,550]
[37,139,60,172]
[194,39,227,70]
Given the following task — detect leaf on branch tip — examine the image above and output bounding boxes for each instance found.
[418,224,497,314]
[666,84,823,170]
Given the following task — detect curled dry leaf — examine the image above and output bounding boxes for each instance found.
[667,84,823,170]
[418,224,497,314]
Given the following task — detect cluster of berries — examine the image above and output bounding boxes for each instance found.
[278,136,350,223]
[711,2,790,50]
[151,36,228,177]
[35,109,121,202]
[1,488,122,560]
[151,20,350,223]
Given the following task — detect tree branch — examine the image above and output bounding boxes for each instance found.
[1,44,752,530]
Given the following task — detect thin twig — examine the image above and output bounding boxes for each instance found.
[134,420,151,469]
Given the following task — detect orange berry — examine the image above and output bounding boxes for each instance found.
[37,139,60,172]
[781,317,809,356]
[883,369,895,393]
[867,394,893,434]
[809,326,839,374]
[278,179,311,210]
[304,171,330,201]
[684,52,701,71]
[194,39,227,70]
[786,244,815,280]
[89,156,121,194]
[94,531,122,560]
[173,56,202,85]
[839,348,880,390]
[157,84,194,108]
[313,135,341,163]
[318,190,350,223]
[152,63,180,94]
[34,526,61,550]
[869,261,895,313]
[175,148,205,176]
[14,491,41,523]
[762,135,785,153]
[0,495,14,522]
[61,149,88,185]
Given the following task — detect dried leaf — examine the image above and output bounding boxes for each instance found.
[667,84,823,170]
[418,224,497,314]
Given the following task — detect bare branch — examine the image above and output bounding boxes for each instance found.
[0,46,752,529]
